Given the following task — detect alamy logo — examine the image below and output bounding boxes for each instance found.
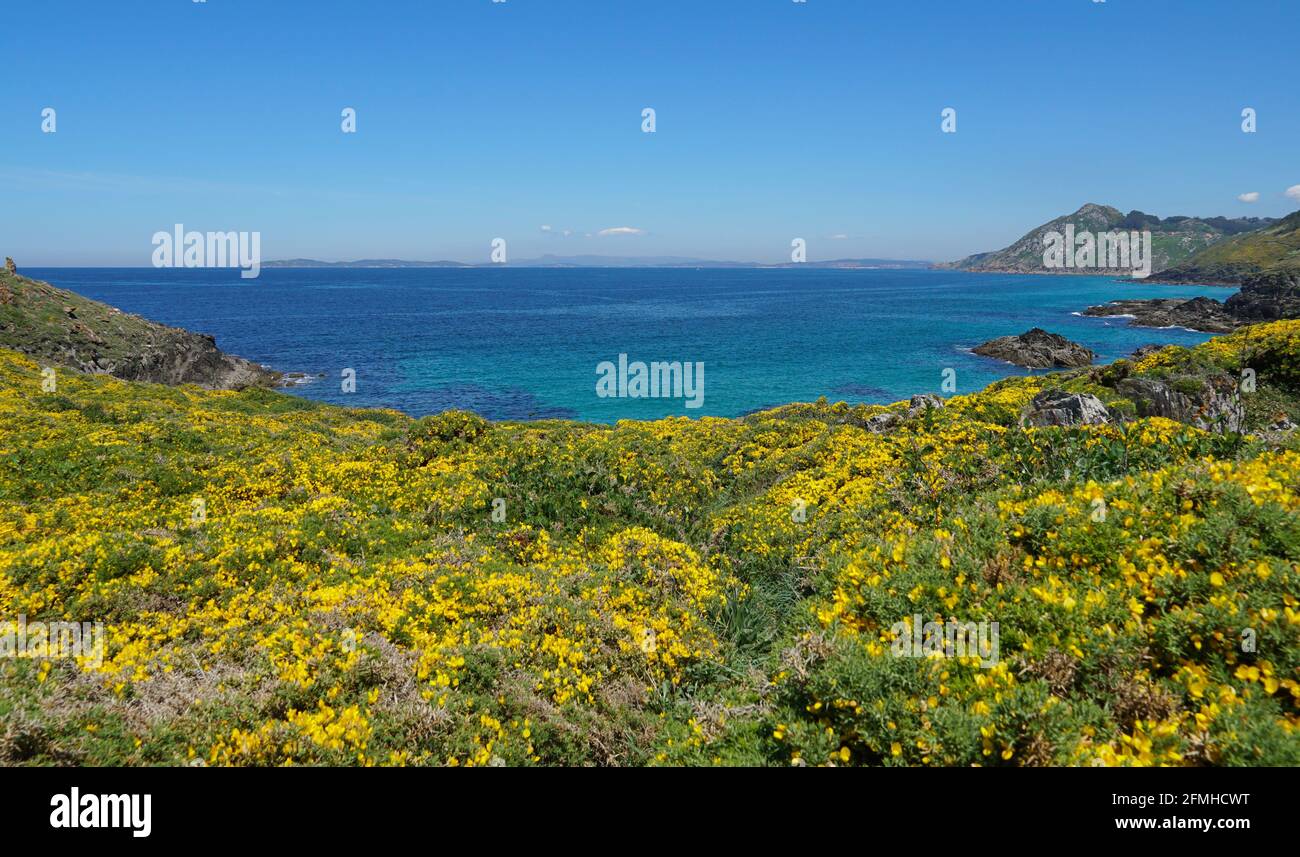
[1,615,104,668]
[596,354,704,409]
[151,224,261,278]
[50,788,151,838]
[1042,224,1152,278]
[890,614,1000,668]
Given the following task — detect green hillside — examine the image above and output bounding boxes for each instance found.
[1153,210,1300,285]
[943,205,1275,276]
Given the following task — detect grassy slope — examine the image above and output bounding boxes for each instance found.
[1,323,1299,766]
[0,266,277,388]
[0,268,165,366]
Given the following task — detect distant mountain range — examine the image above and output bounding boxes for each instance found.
[263,254,933,270]
[264,258,471,268]
[940,203,1280,278]
[266,210,1300,284]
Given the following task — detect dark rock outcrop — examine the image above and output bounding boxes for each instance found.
[863,411,902,433]
[1129,344,1165,360]
[1082,296,1239,334]
[973,328,1095,369]
[1224,263,1300,321]
[1022,390,1111,427]
[88,330,279,389]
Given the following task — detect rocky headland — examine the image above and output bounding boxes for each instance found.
[0,258,280,390]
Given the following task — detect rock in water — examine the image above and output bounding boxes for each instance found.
[1083,264,1300,333]
[1082,296,1240,333]
[1022,390,1111,427]
[973,328,1096,369]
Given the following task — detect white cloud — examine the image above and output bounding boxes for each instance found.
[1286,184,1300,201]
[540,224,552,232]
[596,226,645,236]
[829,233,849,240]
[1237,192,1260,203]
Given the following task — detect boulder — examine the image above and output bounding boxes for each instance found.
[907,394,944,415]
[973,328,1095,369]
[857,394,946,433]
[863,411,903,433]
[1022,390,1111,427]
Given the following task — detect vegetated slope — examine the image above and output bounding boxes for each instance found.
[1152,209,1300,285]
[0,261,278,389]
[0,323,1298,766]
[942,204,1275,275]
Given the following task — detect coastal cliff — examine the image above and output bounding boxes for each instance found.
[0,259,279,390]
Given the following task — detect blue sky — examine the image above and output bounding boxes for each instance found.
[2,0,1297,265]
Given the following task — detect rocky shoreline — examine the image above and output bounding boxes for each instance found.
[1082,262,1300,334]
[1081,297,1239,333]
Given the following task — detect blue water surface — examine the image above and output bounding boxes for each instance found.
[26,267,1229,422]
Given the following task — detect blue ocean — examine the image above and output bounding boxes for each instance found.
[27,267,1228,422]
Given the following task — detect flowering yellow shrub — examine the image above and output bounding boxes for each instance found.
[1,320,1298,765]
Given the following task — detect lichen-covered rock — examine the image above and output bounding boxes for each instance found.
[1022,390,1111,426]
[1117,376,1245,434]
[862,411,903,433]
[907,394,944,415]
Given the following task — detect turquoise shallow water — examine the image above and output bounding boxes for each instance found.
[29,267,1229,422]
